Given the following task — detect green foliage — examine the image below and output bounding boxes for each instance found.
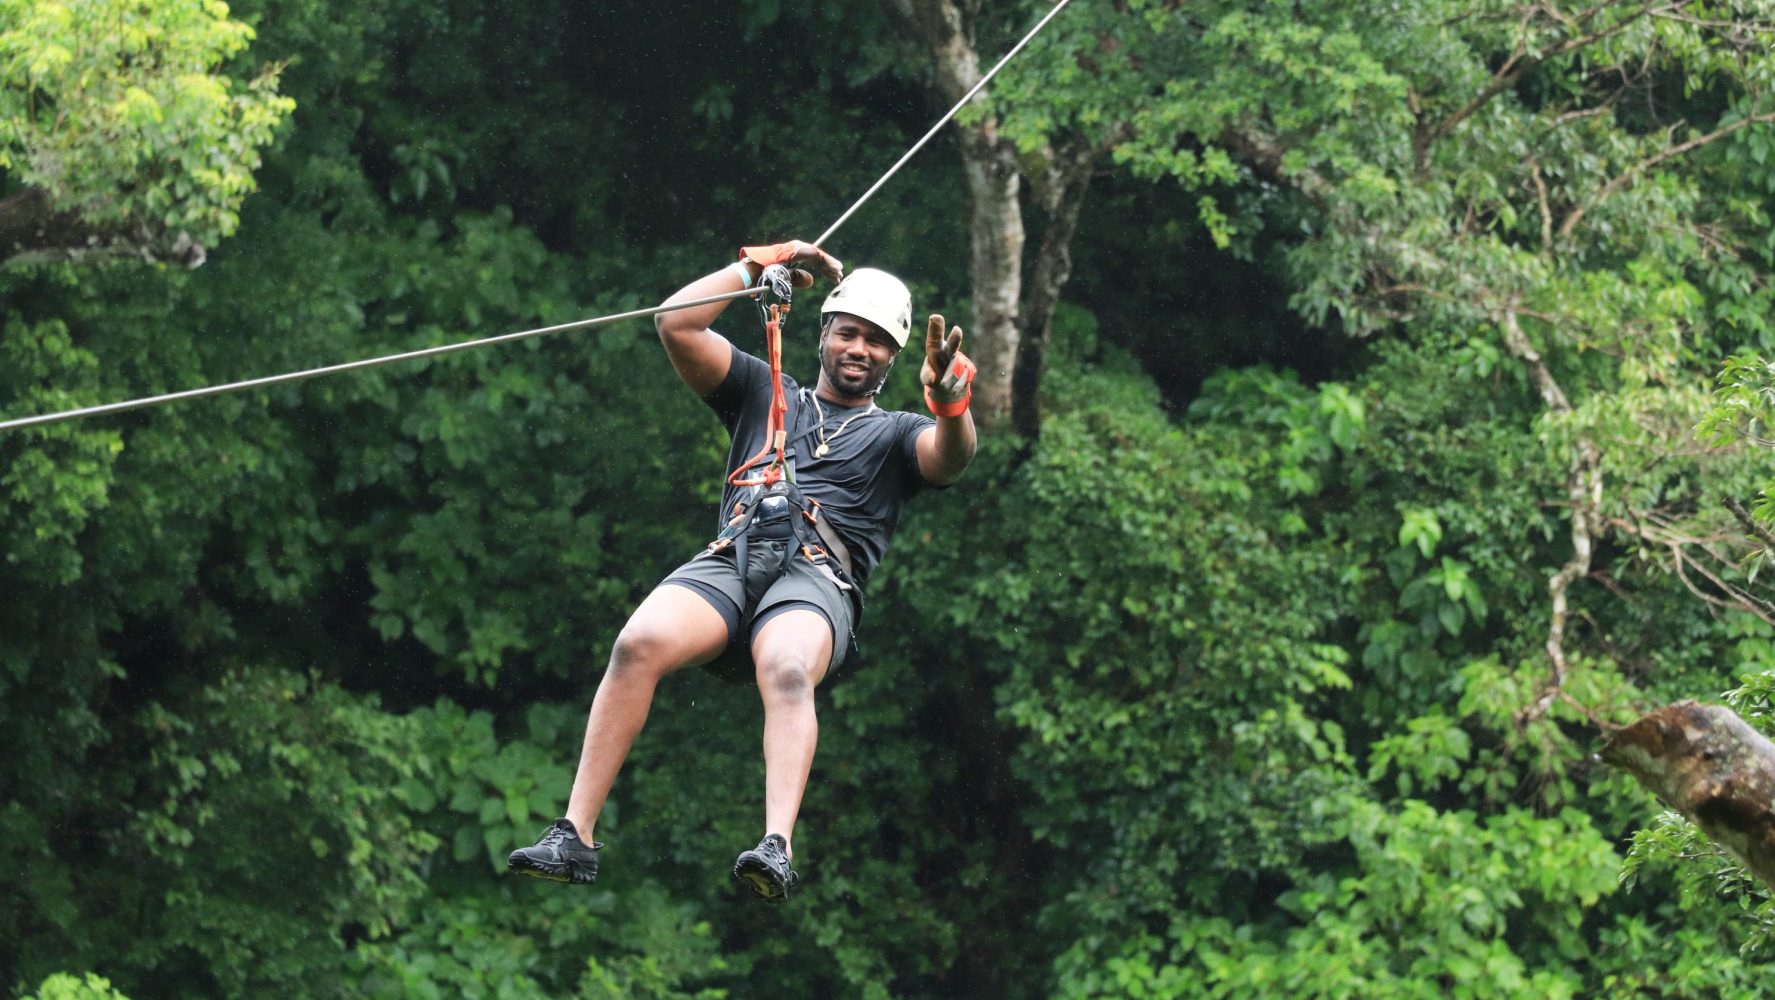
[1,666,440,993]
[1699,354,1775,538]
[1059,803,1618,999]
[6,0,1775,996]
[22,974,132,1000]
[342,701,730,999]
[0,0,293,256]
[1622,811,1775,959]
[0,318,122,584]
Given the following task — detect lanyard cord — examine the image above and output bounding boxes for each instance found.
[0,0,1075,435]
[727,302,792,488]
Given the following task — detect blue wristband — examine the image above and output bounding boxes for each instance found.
[728,260,754,287]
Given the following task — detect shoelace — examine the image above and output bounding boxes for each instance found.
[759,838,790,870]
[538,823,570,850]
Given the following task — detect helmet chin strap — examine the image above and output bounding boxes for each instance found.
[865,356,895,397]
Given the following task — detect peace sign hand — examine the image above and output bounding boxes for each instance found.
[921,314,975,415]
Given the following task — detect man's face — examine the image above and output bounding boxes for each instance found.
[819,313,899,399]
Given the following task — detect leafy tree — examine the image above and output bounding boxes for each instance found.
[22,974,133,1000]
[1701,353,1775,563]
[0,0,293,267]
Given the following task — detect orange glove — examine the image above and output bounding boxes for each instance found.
[920,313,974,417]
[739,240,843,283]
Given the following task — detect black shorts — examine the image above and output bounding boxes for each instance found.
[657,538,857,681]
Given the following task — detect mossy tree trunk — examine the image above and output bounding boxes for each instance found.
[1603,701,1775,893]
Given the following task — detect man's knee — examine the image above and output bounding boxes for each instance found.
[608,621,700,680]
[752,608,832,698]
[756,648,819,700]
[605,586,732,680]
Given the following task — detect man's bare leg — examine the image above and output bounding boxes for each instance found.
[749,609,833,856]
[564,585,730,839]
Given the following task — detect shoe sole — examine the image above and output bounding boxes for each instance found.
[507,854,596,885]
[731,853,791,903]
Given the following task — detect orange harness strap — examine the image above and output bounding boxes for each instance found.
[727,300,792,488]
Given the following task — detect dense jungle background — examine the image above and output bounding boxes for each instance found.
[6,0,1775,996]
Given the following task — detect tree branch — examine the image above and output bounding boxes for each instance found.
[0,186,206,269]
[1530,160,1553,248]
[1604,701,1775,894]
[1219,125,1335,205]
[1558,108,1775,240]
[1609,511,1775,626]
[1012,136,1109,439]
[1726,496,1775,557]
[1416,0,1667,164]
[1504,308,1604,726]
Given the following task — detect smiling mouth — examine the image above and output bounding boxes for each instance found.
[841,362,870,374]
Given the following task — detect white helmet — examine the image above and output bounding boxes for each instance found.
[821,267,912,349]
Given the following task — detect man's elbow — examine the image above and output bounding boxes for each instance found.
[928,450,977,487]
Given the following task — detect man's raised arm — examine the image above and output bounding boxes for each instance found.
[654,241,843,397]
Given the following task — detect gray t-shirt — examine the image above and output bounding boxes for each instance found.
[704,343,936,588]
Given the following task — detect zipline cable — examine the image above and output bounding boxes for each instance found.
[0,289,761,432]
[0,0,1074,434]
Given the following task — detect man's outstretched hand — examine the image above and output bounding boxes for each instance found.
[921,314,974,415]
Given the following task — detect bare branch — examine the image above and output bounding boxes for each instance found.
[1609,511,1775,626]
[1560,688,1618,734]
[1505,307,1605,726]
[1674,545,1775,624]
[1649,7,1775,37]
[1530,160,1553,248]
[0,186,207,269]
[1547,103,1618,131]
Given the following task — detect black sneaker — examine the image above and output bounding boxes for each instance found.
[507,818,601,884]
[732,833,798,903]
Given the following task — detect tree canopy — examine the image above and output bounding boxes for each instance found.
[0,0,292,266]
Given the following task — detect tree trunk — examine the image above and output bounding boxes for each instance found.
[892,0,1024,427]
[1602,701,1775,893]
[956,131,1024,425]
[1013,140,1098,439]
[0,186,205,269]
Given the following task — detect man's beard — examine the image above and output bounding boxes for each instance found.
[820,340,892,399]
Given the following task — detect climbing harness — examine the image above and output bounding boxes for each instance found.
[711,265,862,607]
[699,389,864,684]
[0,0,1075,434]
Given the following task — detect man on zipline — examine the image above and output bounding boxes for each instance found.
[507,240,978,902]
